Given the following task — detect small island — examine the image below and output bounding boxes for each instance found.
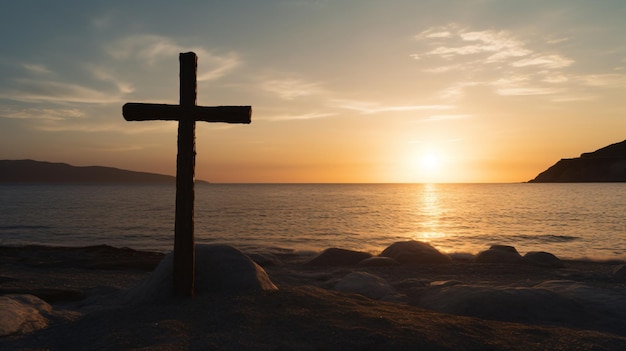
[0,159,209,184]
[529,140,626,182]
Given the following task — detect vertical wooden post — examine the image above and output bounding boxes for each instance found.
[173,52,197,297]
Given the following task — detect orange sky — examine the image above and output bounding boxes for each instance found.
[1,1,625,183]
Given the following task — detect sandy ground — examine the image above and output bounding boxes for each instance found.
[1,245,625,351]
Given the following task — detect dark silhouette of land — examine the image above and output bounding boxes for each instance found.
[530,140,626,182]
[0,159,208,184]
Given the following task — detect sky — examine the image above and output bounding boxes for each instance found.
[1,0,625,183]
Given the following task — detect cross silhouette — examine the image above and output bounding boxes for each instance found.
[123,52,251,297]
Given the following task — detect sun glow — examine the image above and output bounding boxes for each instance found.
[420,153,441,172]
[399,147,451,183]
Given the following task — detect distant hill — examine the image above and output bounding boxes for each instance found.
[529,140,626,182]
[0,159,209,184]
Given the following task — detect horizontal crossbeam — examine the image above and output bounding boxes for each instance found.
[123,103,251,124]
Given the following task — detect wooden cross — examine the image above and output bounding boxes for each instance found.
[122,52,251,297]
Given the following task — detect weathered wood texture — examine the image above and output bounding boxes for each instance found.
[173,52,197,298]
[122,52,251,298]
[123,104,251,123]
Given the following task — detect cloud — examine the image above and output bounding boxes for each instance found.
[262,78,326,100]
[106,34,241,81]
[35,119,175,134]
[90,66,135,94]
[334,99,454,114]
[422,114,472,122]
[495,86,562,96]
[0,106,85,121]
[0,79,124,104]
[512,54,573,69]
[21,64,54,75]
[261,112,336,121]
[576,73,626,87]
[413,24,581,100]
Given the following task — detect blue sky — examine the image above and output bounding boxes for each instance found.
[1,0,625,182]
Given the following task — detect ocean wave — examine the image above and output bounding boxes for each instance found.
[0,225,52,230]
[512,234,580,243]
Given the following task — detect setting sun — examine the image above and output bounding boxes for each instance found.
[420,153,441,172]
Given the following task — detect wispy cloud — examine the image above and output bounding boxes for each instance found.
[0,106,85,121]
[512,54,573,69]
[412,24,604,100]
[261,112,336,122]
[334,99,453,114]
[90,66,135,94]
[106,34,241,81]
[261,78,326,100]
[1,79,124,104]
[421,114,472,122]
[21,63,55,75]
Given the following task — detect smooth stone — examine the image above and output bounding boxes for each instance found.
[357,256,400,267]
[612,264,626,281]
[473,245,523,264]
[305,248,373,266]
[523,251,565,268]
[407,284,587,325]
[380,240,452,264]
[334,272,398,300]
[125,244,277,303]
[0,294,79,336]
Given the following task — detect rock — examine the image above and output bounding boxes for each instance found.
[529,139,626,182]
[523,251,565,268]
[125,244,277,303]
[473,245,523,264]
[407,283,588,326]
[305,248,373,266]
[194,245,278,293]
[0,288,85,304]
[612,264,626,281]
[357,256,400,267]
[334,272,397,300]
[380,241,452,264]
[247,253,283,267]
[0,294,79,336]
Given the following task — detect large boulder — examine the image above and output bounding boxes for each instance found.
[523,251,565,268]
[380,241,451,264]
[613,264,626,281]
[407,283,587,326]
[334,272,397,300]
[473,245,523,264]
[357,256,400,267]
[305,248,372,267]
[126,244,277,303]
[0,294,79,336]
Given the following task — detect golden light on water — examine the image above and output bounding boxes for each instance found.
[413,183,448,243]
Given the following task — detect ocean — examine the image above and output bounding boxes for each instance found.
[1,183,625,260]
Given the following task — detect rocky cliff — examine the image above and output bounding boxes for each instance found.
[529,140,626,182]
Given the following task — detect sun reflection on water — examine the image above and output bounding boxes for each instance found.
[412,184,448,242]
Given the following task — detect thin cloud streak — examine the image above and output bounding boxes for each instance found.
[412,24,614,101]
[1,79,124,104]
[262,112,336,121]
[0,106,85,121]
[261,78,326,100]
[106,34,241,81]
[334,99,454,114]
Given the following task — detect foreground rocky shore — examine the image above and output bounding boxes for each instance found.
[1,242,625,350]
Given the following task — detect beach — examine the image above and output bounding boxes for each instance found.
[1,243,626,351]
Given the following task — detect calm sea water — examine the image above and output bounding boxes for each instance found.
[1,183,625,259]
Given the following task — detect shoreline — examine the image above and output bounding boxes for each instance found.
[2,243,626,350]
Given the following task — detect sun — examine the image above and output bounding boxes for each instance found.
[420,153,441,172]
[399,146,450,183]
